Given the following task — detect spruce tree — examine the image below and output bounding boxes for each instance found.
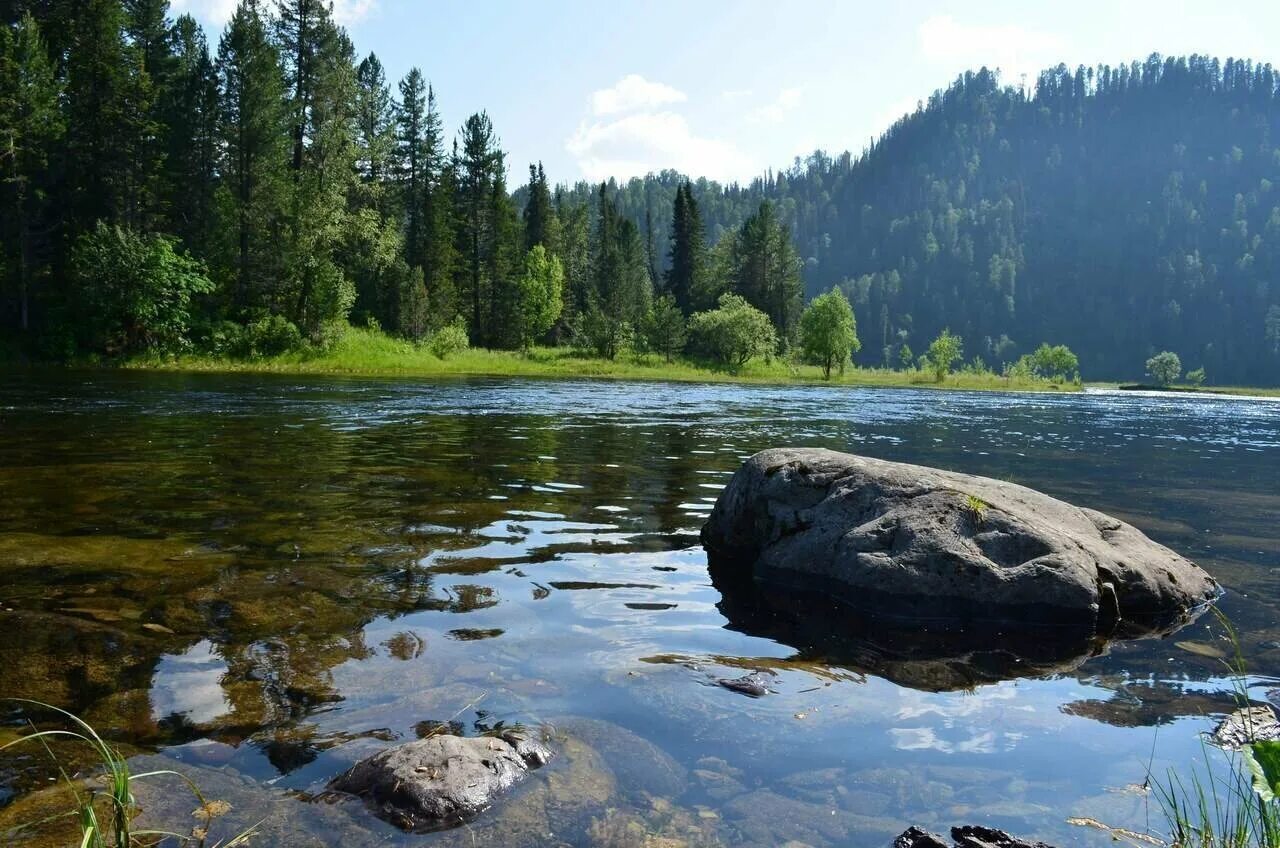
[665,182,705,315]
[454,111,504,344]
[164,14,219,256]
[216,0,289,315]
[0,12,63,332]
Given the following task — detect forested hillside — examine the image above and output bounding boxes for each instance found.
[3,0,1280,383]
[594,58,1280,384]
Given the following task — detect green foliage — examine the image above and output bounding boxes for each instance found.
[514,245,564,350]
[1024,343,1080,381]
[898,344,914,369]
[2,699,256,847]
[71,222,213,356]
[428,317,469,359]
[688,293,778,370]
[1187,366,1207,387]
[924,329,963,381]
[397,265,430,340]
[571,301,633,361]
[239,314,304,358]
[665,181,705,314]
[1147,350,1182,385]
[644,294,687,362]
[799,286,860,378]
[962,494,988,523]
[1244,742,1280,804]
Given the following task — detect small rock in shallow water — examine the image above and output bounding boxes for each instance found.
[716,672,772,697]
[327,729,553,831]
[1211,705,1280,749]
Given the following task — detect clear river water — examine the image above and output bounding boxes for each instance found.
[1,373,1279,847]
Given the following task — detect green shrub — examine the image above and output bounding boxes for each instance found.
[70,221,213,356]
[242,314,303,358]
[428,318,469,359]
[571,304,633,360]
[688,293,777,369]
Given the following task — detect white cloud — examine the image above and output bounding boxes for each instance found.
[567,111,753,183]
[918,14,1065,87]
[590,74,687,117]
[171,0,378,27]
[748,86,804,124]
[332,0,378,26]
[171,0,238,25]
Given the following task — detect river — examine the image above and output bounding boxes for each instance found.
[1,373,1278,846]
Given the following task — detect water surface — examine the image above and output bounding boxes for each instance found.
[1,373,1278,846]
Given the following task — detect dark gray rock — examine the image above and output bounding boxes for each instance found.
[893,826,1056,848]
[327,730,553,831]
[717,672,772,697]
[702,448,1218,639]
[895,827,951,848]
[1211,705,1280,750]
[951,825,1055,848]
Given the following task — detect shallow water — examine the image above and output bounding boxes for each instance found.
[1,373,1279,846]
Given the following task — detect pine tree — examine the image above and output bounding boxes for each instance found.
[665,182,705,315]
[522,162,557,253]
[454,111,504,344]
[395,68,426,269]
[420,85,455,324]
[63,0,142,230]
[275,0,356,331]
[216,0,289,314]
[164,14,218,256]
[0,12,63,332]
[734,200,801,342]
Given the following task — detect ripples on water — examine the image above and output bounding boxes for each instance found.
[1,373,1278,846]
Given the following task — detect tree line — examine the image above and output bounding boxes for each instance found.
[0,0,809,364]
[4,4,1267,383]
[573,56,1280,385]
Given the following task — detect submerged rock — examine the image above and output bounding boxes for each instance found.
[1211,705,1280,749]
[327,729,553,831]
[717,672,772,697]
[702,448,1218,640]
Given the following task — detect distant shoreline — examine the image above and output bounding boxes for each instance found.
[3,328,1083,394]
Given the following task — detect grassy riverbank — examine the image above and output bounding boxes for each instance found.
[115,327,1078,392]
[1087,381,1280,398]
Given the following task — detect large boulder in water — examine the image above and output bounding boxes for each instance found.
[701,448,1217,641]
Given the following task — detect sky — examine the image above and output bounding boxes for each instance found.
[171,0,1280,186]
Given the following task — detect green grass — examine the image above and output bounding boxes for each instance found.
[1088,382,1280,399]
[1,700,256,847]
[121,326,1078,392]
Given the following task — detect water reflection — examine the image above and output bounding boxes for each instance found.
[1,373,1278,846]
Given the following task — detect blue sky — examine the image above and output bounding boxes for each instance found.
[172,0,1280,185]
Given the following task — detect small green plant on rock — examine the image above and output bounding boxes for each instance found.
[962,494,989,524]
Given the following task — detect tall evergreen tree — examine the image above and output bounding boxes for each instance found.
[420,84,455,323]
[275,0,356,331]
[454,111,504,344]
[734,200,802,342]
[0,12,63,332]
[522,162,556,253]
[63,0,144,229]
[395,68,427,269]
[665,182,705,315]
[216,0,289,314]
[164,14,218,255]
